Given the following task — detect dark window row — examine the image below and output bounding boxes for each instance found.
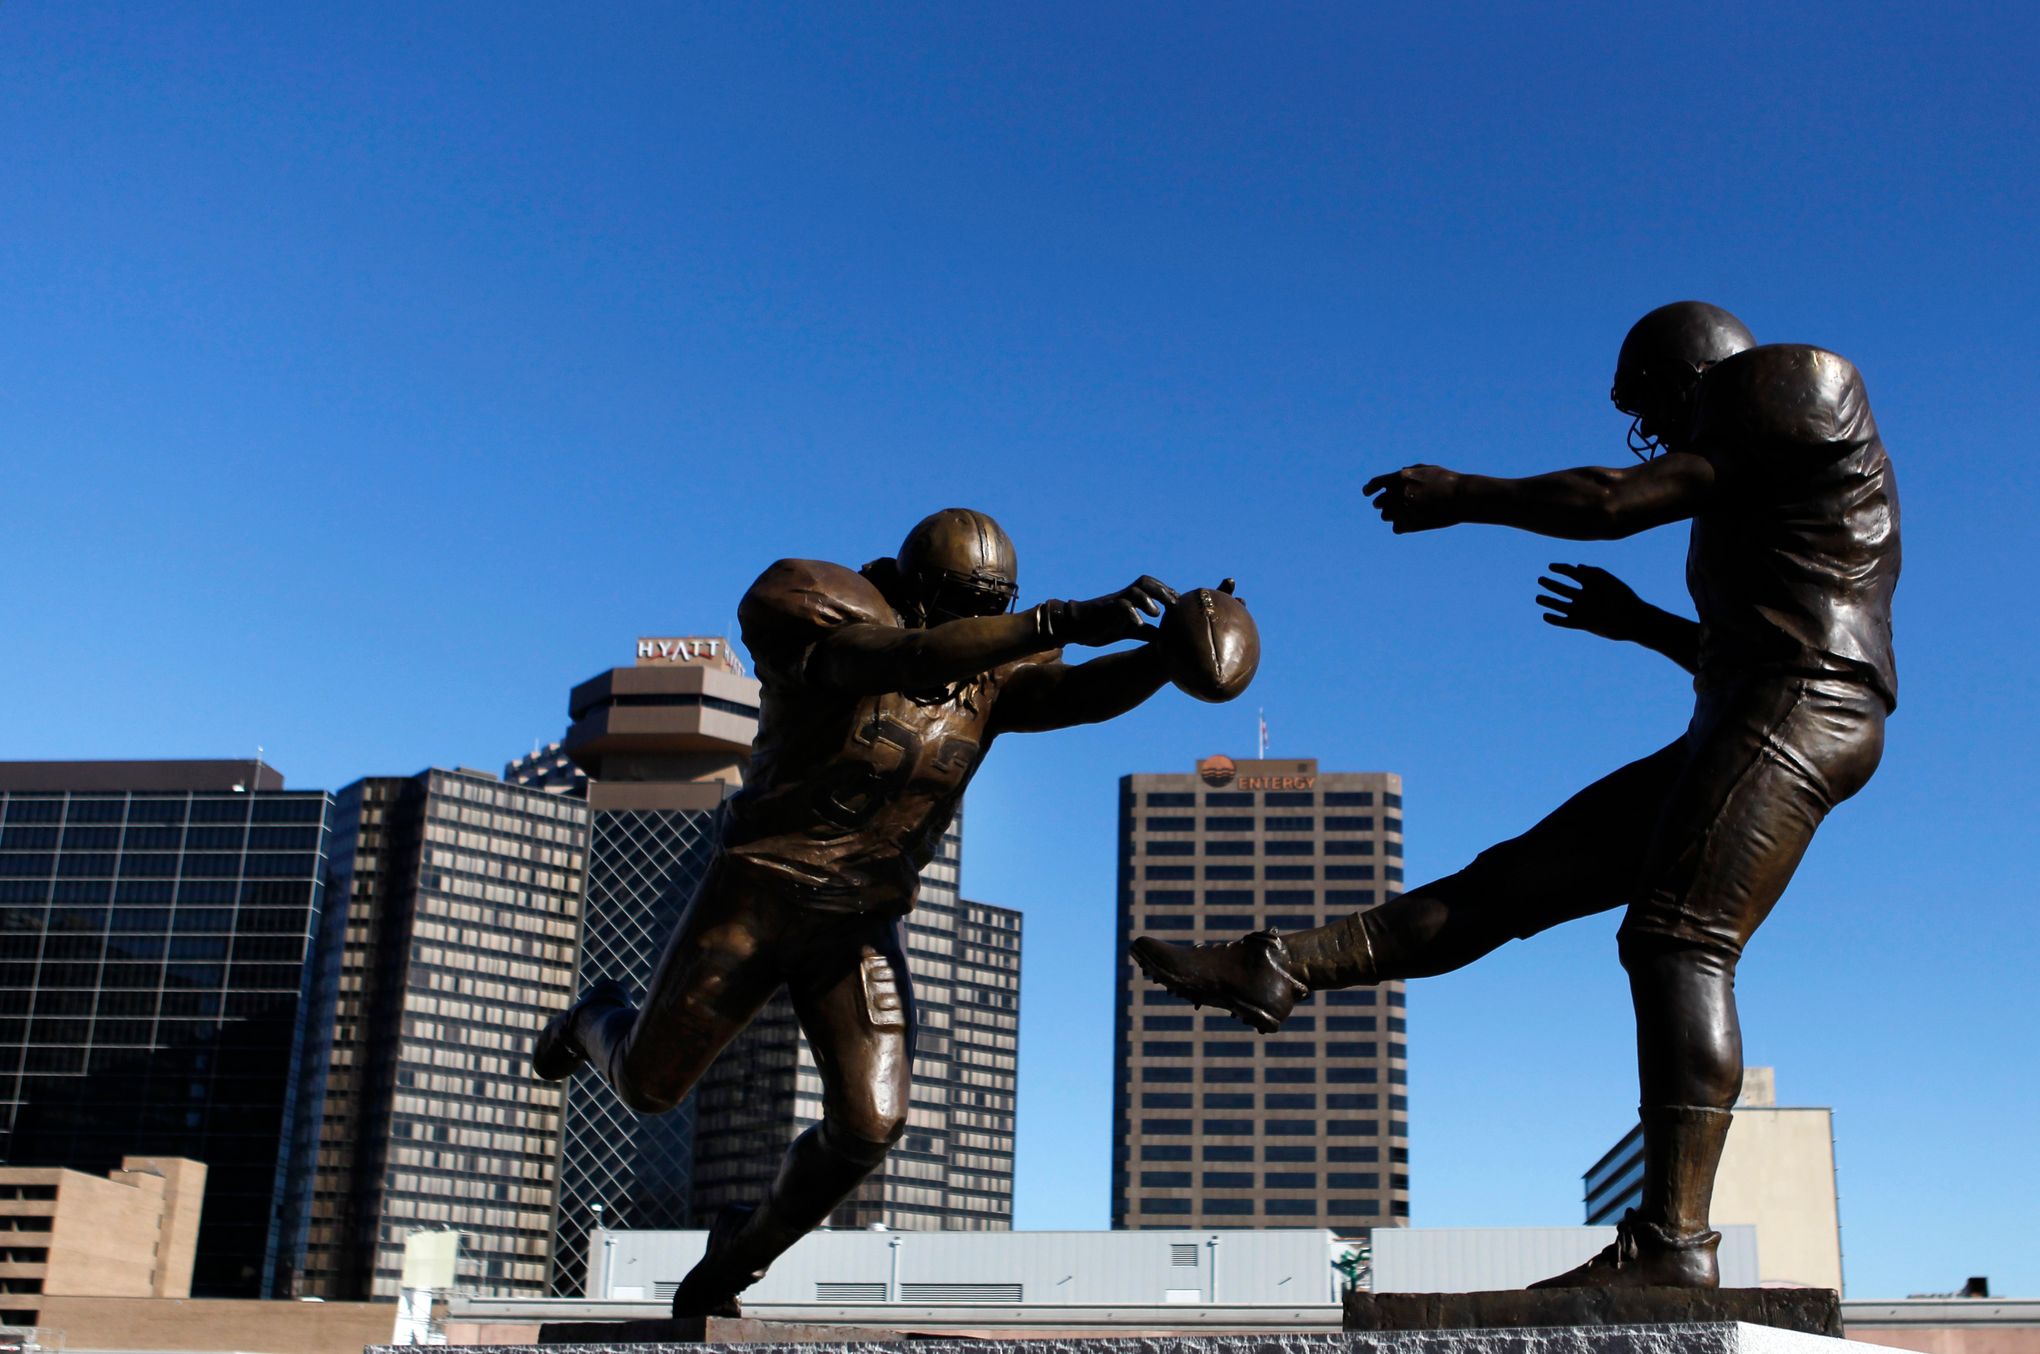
[1139,1140,1395,1163]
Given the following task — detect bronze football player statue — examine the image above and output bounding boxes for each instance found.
[536,508,1242,1316]
[1135,302,1898,1289]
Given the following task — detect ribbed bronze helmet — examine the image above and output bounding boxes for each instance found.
[895,508,1019,621]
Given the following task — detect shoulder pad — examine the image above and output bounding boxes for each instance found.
[738,559,896,649]
[1693,344,1878,462]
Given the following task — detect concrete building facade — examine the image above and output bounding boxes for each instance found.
[1113,757,1409,1232]
[0,761,338,1298]
[0,1155,207,1328]
[302,769,588,1299]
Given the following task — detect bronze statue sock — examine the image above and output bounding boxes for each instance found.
[1281,910,1380,990]
[1636,1103,1733,1240]
[671,1120,893,1316]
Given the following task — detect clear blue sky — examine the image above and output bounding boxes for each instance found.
[6,4,2035,1300]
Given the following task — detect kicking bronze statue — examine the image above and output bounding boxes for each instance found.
[1135,302,1898,1289]
[537,508,1239,1316]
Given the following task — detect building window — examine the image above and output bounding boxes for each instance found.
[1142,1093,1193,1108]
[1142,1041,1192,1057]
[1144,913,1195,928]
[1145,889,1194,904]
[1264,841,1314,857]
[1141,1170,1191,1187]
[1142,1119,1193,1135]
[1144,866,1195,881]
[1327,865,1375,880]
[1325,840,1375,856]
[1202,1145,1252,1162]
[1265,1042,1316,1058]
[1142,1015,1194,1031]
[1326,792,1374,807]
[1144,1144,1192,1161]
[1266,1198,1318,1216]
[1204,817,1253,832]
[1146,842,1195,856]
[1327,1041,1377,1057]
[1329,1199,1382,1216]
[1326,989,1377,1006]
[1264,1066,1317,1084]
[1203,1041,1252,1058]
[1328,1066,1379,1083]
[1266,1120,1316,1137]
[1264,1145,1317,1162]
[1205,793,1254,808]
[1202,1170,1252,1188]
[1147,793,1196,807]
[1263,816,1314,832]
[1143,1197,1192,1214]
[1325,888,1375,906]
[1203,1093,1253,1109]
[1144,1067,1193,1083]
[1204,890,1254,905]
[1328,1015,1377,1031]
[1265,792,1314,807]
[1266,1093,1317,1109]
[1328,1171,1380,1189]
[1265,865,1314,880]
[1264,1172,1317,1189]
[1146,817,1195,832]
[1329,1143,1381,1160]
[1205,913,1255,929]
[1385,793,1402,808]
[1266,913,1316,930]
[1205,841,1253,857]
[1202,1066,1253,1084]
[1206,1199,1253,1215]
[1203,1118,1254,1135]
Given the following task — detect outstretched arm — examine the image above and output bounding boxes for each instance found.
[1364,451,1716,541]
[807,577,1178,696]
[1536,563,1700,674]
[989,644,1173,735]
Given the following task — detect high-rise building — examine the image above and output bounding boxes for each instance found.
[0,1155,207,1326]
[1581,1067,1842,1291]
[543,638,761,1296]
[301,768,587,1299]
[0,761,339,1298]
[1112,756,1410,1233]
[691,814,1022,1233]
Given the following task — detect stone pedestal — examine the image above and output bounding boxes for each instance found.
[1345,1290,1844,1337]
[369,1314,1872,1354]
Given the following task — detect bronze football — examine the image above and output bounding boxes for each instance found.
[1158,586,1260,703]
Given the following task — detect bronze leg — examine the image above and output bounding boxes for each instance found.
[1285,739,1688,987]
[574,861,789,1115]
[668,912,915,1315]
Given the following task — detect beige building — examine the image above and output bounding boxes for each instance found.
[0,1155,205,1327]
[1583,1067,1843,1291]
[1112,757,1410,1232]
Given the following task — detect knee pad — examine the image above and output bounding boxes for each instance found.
[818,1116,900,1169]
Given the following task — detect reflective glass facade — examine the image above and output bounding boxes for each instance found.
[303,770,586,1299]
[548,804,717,1296]
[0,778,336,1297]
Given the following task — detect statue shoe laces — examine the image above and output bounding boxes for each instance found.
[1130,929,1307,1033]
[531,977,631,1082]
[1527,1209,1721,1289]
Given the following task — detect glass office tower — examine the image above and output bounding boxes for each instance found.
[0,761,338,1298]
